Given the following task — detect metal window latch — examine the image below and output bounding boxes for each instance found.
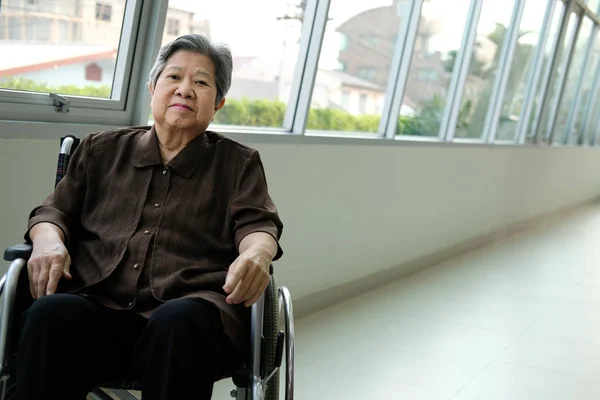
[49,93,70,113]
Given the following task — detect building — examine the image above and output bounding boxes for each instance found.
[161,6,210,46]
[0,0,210,46]
[0,42,116,88]
[335,0,409,86]
[0,0,210,89]
[312,69,385,115]
[334,0,494,117]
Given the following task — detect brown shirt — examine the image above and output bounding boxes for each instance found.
[25,125,284,354]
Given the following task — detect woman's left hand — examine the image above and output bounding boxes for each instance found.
[223,244,273,307]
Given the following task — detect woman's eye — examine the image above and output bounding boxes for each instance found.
[196,81,207,85]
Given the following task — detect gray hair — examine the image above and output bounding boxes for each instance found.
[148,34,233,105]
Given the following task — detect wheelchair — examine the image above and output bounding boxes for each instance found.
[0,135,294,400]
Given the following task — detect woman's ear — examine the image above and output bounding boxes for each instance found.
[215,98,226,112]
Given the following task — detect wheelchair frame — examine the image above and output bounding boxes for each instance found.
[0,135,294,400]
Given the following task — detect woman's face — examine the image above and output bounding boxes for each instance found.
[150,50,225,134]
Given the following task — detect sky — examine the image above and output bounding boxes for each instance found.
[166,0,552,60]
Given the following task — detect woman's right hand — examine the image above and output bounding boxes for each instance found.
[27,223,72,299]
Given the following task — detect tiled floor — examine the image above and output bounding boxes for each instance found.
[212,203,600,399]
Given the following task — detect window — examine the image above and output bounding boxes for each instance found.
[587,0,600,14]
[360,34,380,47]
[524,0,565,141]
[339,33,349,51]
[0,0,142,124]
[96,2,113,22]
[72,22,82,42]
[553,17,594,145]
[1,1,126,97]
[341,90,350,110]
[416,69,439,81]
[495,0,547,141]
[154,0,306,129]
[74,0,83,17]
[306,0,403,134]
[589,94,600,145]
[573,37,600,145]
[357,66,377,81]
[454,0,518,140]
[537,11,578,143]
[167,18,180,36]
[59,20,70,42]
[398,0,472,137]
[7,17,21,40]
[359,94,367,114]
[25,17,52,41]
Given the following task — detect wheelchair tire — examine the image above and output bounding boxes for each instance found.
[263,276,279,400]
[1,378,16,400]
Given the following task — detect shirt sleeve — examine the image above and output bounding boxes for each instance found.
[25,134,92,247]
[231,150,284,261]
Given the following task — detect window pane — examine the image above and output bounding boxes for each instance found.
[398,0,472,137]
[454,0,517,140]
[541,13,582,143]
[495,0,547,141]
[156,0,304,129]
[58,20,70,42]
[305,0,401,134]
[553,17,594,144]
[571,28,600,145]
[587,0,600,14]
[590,97,600,145]
[584,51,600,145]
[525,2,567,140]
[0,0,127,99]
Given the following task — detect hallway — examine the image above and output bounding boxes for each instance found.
[286,203,600,399]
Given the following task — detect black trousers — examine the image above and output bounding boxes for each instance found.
[16,294,238,400]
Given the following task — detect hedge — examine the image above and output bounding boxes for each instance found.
[215,98,428,135]
[1,78,439,135]
[2,77,111,98]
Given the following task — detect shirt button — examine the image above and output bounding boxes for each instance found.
[143,230,151,235]
[133,263,140,270]
[127,301,134,307]
[154,203,161,208]
[162,169,168,175]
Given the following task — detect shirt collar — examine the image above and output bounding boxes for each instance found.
[132,125,209,178]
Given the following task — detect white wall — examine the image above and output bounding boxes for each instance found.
[2,134,600,316]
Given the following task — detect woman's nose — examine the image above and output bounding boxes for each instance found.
[176,80,194,98]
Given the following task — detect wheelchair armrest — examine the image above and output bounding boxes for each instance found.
[3,243,33,262]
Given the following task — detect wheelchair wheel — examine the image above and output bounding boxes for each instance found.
[1,378,16,400]
[263,276,279,400]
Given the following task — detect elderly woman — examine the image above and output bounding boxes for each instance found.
[16,34,283,400]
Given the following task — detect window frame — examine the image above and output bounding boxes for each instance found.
[562,17,598,145]
[579,40,600,145]
[515,0,561,144]
[543,8,582,145]
[483,0,527,143]
[0,0,146,126]
[1,0,600,149]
